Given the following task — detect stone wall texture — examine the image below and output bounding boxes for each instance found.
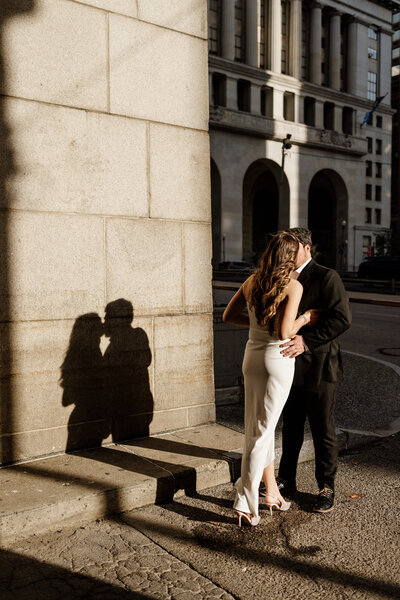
[0,0,214,465]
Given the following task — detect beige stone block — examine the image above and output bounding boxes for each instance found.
[1,212,105,321]
[138,0,207,39]
[2,0,108,111]
[4,99,148,217]
[149,408,188,435]
[0,316,153,434]
[184,224,213,313]
[106,219,183,316]
[109,15,208,129]
[154,315,213,410]
[73,0,138,17]
[187,403,216,428]
[149,124,211,221]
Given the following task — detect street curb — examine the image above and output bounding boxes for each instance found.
[0,427,315,543]
[348,296,400,307]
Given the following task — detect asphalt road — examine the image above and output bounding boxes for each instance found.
[341,303,400,367]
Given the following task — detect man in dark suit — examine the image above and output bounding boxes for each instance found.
[277,227,351,512]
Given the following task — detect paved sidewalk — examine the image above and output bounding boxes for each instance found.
[1,433,398,599]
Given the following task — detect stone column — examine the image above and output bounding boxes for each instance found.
[251,82,262,114]
[379,30,392,104]
[290,0,302,79]
[347,18,368,97]
[245,0,259,67]
[221,0,235,60]
[270,0,282,73]
[225,76,238,110]
[329,10,341,90]
[309,2,322,85]
[315,99,324,129]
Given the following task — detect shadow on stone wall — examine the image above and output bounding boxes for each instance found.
[61,299,153,452]
[0,0,36,465]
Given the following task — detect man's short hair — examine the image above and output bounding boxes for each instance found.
[287,227,312,247]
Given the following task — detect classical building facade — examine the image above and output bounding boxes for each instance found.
[208,0,396,270]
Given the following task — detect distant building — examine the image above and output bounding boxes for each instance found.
[208,0,396,270]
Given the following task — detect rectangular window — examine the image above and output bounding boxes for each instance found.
[237,79,251,112]
[234,0,243,62]
[375,209,381,225]
[366,161,372,177]
[376,162,382,178]
[261,86,273,117]
[366,184,372,200]
[362,235,372,258]
[368,71,377,101]
[367,137,373,153]
[376,116,383,128]
[281,1,290,74]
[368,27,378,40]
[208,0,220,55]
[393,47,400,60]
[259,0,267,69]
[301,8,309,80]
[365,207,372,223]
[368,47,377,60]
[212,73,226,107]
[376,139,382,154]
[375,185,382,201]
[283,91,295,122]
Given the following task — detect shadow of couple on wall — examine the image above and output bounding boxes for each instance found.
[60,298,153,452]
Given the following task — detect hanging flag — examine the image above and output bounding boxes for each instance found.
[361,93,387,127]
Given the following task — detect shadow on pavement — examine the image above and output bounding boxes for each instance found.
[0,548,152,599]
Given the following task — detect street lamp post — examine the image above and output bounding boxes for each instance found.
[280,134,292,183]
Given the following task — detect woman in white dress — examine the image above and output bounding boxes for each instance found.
[223,232,311,526]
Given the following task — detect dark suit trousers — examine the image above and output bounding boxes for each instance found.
[278,383,338,490]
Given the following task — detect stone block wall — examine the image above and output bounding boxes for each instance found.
[0,0,214,465]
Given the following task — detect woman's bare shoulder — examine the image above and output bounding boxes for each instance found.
[287,278,303,293]
[242,274,256,299]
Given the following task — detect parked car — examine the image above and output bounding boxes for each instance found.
[218,261,252,271]
[357,256,400,280]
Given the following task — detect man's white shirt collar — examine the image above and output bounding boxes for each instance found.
[295,257,312,274]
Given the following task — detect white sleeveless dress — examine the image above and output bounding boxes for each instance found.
[233,304,295,518]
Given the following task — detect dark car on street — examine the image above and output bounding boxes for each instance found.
[357,256,400,280]
[218,261,252,271]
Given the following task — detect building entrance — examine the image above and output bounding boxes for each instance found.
[308,170,348,269]
[243,159,289,265]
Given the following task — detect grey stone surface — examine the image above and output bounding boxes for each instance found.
[2,434,398,599]
[1,518,234,599]
[127,433,400,600]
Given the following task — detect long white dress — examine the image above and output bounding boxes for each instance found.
[233,304,295,518]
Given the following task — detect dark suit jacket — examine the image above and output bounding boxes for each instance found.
[294,260,351,390]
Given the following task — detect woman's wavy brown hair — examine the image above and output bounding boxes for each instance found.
[249,231,299,334]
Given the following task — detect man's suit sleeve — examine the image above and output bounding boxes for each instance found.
[302,269,351,352]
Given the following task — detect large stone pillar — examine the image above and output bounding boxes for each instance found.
[309,2,322,85]
[379,30,392,104]
[245,0,259,67]
[290,0,302,79]
[221,0,235,60]
[270,0,282,73]
[329,10,341,90]
[347,18,368,97]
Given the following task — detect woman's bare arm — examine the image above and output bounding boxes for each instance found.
[222,276,253,327]
[279,279,310,339]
